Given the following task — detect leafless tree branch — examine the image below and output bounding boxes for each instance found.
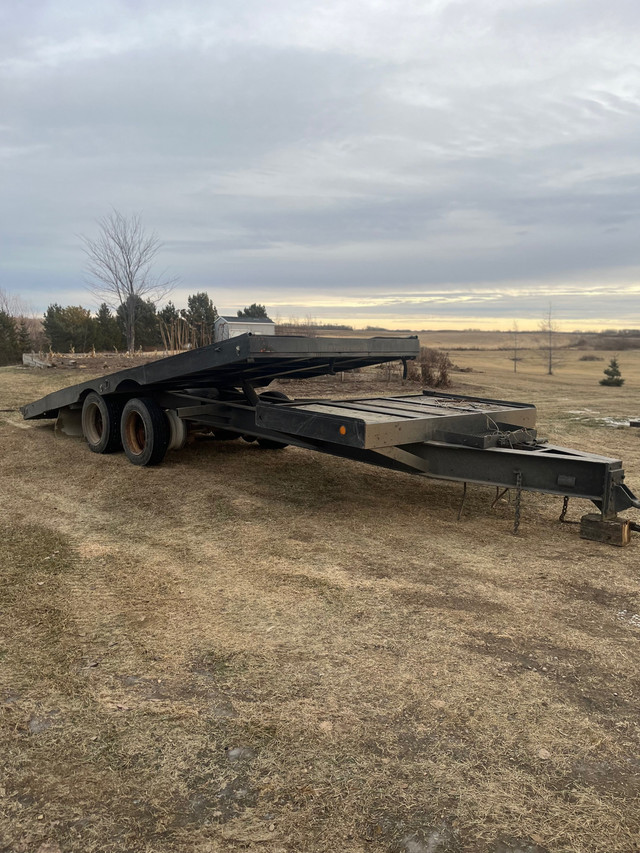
[80,210,178,351]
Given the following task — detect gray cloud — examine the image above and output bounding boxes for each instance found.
[1,0,639,328]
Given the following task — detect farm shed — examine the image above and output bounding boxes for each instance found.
[214,314,275,342]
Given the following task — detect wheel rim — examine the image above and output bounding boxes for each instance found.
[124,410,147,455]
[85,402,104,444]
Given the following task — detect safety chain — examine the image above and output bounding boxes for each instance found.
[559,496,569,523]
[513,471,522,534]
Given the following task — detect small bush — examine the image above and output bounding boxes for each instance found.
[579,354,604,361]
[407,347,452,388]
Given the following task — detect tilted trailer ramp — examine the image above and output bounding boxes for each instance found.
[22,334,640,545]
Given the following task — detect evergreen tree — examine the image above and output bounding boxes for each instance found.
[237,303,268,319]
[158,300,180,326]
[181,292,217,346]
[600,356,625,387]
[43,304,64,350]
[43,304,96,352]
[17,320,32,353]
[116,297,162,349]
[0,310,20,365]
[95,303,123,351]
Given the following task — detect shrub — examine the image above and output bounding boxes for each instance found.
[408,347,452,388]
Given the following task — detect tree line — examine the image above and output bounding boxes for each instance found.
[0,294,272,366]
[1,213,273,363]
[0,311,33,365]
[42,292,219,354]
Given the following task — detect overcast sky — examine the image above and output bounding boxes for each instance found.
[1,0,639,329]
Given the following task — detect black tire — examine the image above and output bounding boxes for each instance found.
[82,392,123,454]
[120,397,170,466]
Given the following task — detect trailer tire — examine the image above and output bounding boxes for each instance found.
[120,397,170,466]
[82,392,123,454]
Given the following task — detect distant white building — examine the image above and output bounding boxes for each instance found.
[214,315,276,342]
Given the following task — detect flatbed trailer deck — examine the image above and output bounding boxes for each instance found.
[21,334,417,419]
[22,334,640,543]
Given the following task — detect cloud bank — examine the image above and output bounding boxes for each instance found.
[1,0,639,328]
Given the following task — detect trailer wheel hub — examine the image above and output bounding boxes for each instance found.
[124,411,147,455]
[84,403,104,443]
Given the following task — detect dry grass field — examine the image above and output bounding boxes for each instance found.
[1,337,640,853]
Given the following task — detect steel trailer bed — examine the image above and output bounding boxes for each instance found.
[22,334,640,543]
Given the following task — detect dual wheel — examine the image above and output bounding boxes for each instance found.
[82,393,170,466]
[81,391,289,466]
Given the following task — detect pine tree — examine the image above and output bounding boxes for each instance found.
[158,300,180,326]
[17,320,32,353]
[43,304,96,352]
[181,292,217,347]
[599,356,624,387]
[95,303,123,351]
[116,297,162,349]
[237,303,268,319]
[0,310,20,365]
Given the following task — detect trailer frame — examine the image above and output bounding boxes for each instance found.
[21,334,640,541]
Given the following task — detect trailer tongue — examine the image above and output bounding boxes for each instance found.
[21,334,640,544]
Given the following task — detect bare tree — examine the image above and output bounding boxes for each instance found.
[80,210,178,352]
[510,320,520,373]
[0,287,29,317]
[539,303,562,376]
[0,288,47,350]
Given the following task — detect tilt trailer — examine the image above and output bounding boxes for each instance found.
[22,333,640,545]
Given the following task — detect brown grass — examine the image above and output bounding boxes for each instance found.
[1,344,640,853]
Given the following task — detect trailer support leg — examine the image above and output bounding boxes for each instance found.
[513,471,522,535]
[457,481,467,521]
[580,513,631,546]
[491,487,509,509]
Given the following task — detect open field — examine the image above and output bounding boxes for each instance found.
[1,343,640,853]
[316,329,580,352]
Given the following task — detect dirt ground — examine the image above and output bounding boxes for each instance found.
[1,339,640,853]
